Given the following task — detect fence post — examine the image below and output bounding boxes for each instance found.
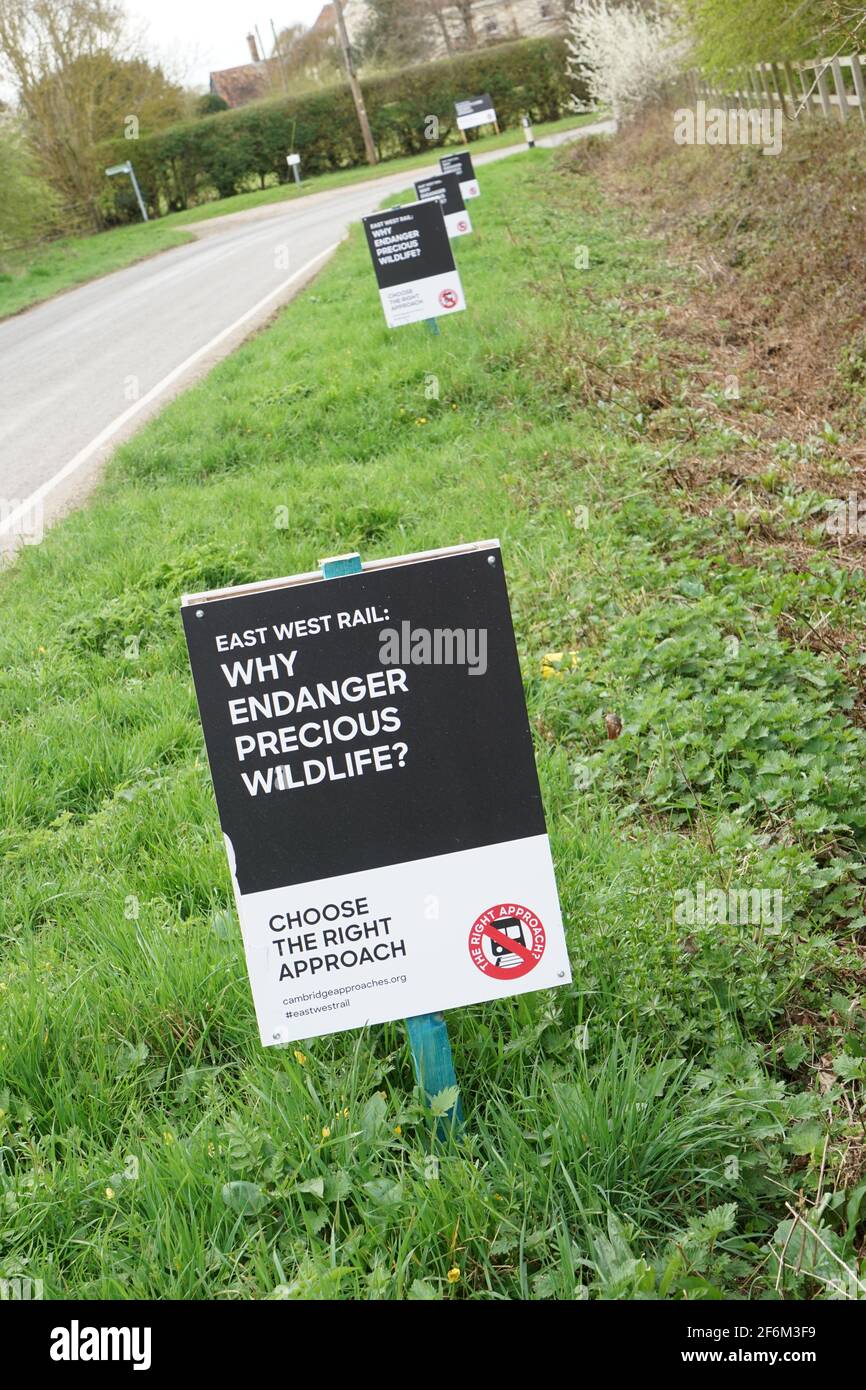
[850,54,866,123]
[831,57,849,121]
[815,61,833,118]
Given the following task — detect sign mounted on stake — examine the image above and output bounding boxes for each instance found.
[181,540,569,1046]
[439,151,480,200]
[455,93,497,133]
[363,200,465,328]
[414,172,472,238]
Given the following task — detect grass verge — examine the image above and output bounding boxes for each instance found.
[1,144,864,1300]
[0,114,598,323]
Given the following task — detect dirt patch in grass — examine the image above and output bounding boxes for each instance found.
[556,111,866,588]
[571,109,866,432]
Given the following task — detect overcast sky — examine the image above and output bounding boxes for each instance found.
[128,0,329,90]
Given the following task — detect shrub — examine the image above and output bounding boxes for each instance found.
[567,1,689,123]
[97,37,580,220]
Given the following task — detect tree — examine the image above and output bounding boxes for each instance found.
[678,1,859,71]
[358,0,430,66]
[0,0,130,229]
[0,119,58,261]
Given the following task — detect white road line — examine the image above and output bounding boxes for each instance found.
[0,242,340,539]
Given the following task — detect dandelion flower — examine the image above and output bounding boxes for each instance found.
[294,1050,306,1065]
[447,1266,460,1284]
[321,1126,331,1139]
[105,1187,115,1200]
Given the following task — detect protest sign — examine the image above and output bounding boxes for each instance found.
[181,541,569,1045]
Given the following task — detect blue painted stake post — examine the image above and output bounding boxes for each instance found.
[321,551,463,1138]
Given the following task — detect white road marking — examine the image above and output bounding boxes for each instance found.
[0,242,340,539]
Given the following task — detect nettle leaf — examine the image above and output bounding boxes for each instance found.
[786,1123,824,1156]
[221,1181,266,1216]
[832,1053,866,1082]
[323,1169,352,1203]
[429,1085,460,1117]
[782,1040,808,1070]
[361,1092,388,1141]
[363,1176,403,1206]
[407,1278,440,1300]
[295,1176,325,1199]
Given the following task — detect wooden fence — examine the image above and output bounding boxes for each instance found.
[688,53,866,124]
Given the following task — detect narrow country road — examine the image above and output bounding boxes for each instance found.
[0,121,613,550]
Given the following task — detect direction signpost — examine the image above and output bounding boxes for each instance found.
[181,540,569,1132]
[414,172,473,238]
[104,160,148,223]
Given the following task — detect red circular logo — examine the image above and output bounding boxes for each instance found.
[438,287,458,309]
[468,903,546,980]
[457,219,468,232]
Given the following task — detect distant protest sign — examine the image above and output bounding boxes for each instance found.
[439,150,480,200]
[181,541,569,1045]
[455,94,497,132]
[414,172,472,238]
[362,201,466,327]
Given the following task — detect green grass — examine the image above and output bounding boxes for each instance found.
[1,147,864,1301]
[0,222,195,320]
[0,114,599,323]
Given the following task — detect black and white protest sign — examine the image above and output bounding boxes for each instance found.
[414,172,472,239]
[181,541,569,1045]
[455,93,497,132]
[439,150,480,200]
[363,200,466,328]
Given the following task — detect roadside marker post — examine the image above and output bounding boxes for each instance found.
[105,160,148,223]
[522,115,536,149]
[321,552,461,1137]
[287,152,302,186]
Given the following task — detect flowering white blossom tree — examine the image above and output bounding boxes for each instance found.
[567,1,691,123]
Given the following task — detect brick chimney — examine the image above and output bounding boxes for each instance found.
[246,32,261,62]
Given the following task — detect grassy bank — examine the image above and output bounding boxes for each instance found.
[0,114,597,323]
[1,143,864,1300]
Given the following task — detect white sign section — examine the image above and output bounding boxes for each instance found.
[362,201,466,328]
[181,541,570,1045]
[455,93,497,131]
[440,150,480,200]
[414,172,472,239]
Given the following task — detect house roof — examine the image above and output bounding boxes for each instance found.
[209,58,282,108]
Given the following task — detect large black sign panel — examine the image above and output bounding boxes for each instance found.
[181,543,569,1044]
[362,201,465,325]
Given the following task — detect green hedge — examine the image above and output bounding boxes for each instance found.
[98,37,578,221]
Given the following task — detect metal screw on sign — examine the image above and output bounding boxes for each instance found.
[320,549,463,1139]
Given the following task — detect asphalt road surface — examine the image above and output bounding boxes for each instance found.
[0,121,613,552]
